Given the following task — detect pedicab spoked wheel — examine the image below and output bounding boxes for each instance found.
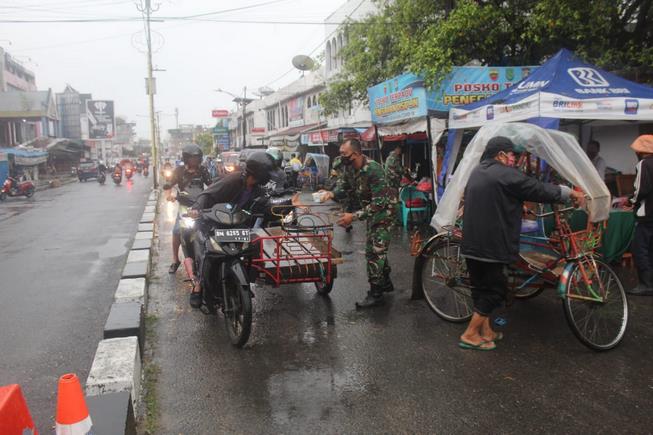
[223,269,252,348]
[562,260,628,351]
[25,187,34,198]
[419,237,473,322]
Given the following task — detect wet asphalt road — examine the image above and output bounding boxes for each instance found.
[150,201,653,434]
[0,176,150,430]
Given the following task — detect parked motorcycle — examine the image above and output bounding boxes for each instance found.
[0,177,35,201]
[112,169,122,185]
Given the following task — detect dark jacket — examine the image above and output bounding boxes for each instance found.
[193,171,265,211]
[462,159,566,263]
[163,166,211,192]
[632,155,653,223]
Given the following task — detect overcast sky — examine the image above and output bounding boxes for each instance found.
[0,0,345,138]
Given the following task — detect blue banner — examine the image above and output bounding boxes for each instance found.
[428,66,536,112]
[368,67,536,125]
[368,73,428,124]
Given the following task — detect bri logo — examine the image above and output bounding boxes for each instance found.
[567,67,610,87]
[625,99,639,115]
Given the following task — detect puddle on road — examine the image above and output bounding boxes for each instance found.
[98,237,130,259]
[267,366,368,425]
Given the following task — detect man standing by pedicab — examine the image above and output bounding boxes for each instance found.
[627,135,653,296]
[322,139,394,309]
[459,137,584,350]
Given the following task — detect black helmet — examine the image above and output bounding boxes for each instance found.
[245,151,274,185]
[182,143,203,165]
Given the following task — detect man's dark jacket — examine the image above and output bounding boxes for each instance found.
[462,159,565,264]
[193,172,265,210]
[632,155,653,223]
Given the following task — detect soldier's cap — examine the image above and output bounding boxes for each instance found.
[482,136,515,161]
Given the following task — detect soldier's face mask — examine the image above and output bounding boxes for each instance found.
[341,152,356,165]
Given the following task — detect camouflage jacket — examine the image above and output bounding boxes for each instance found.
[384,152,405,190]
[334,157,393,225]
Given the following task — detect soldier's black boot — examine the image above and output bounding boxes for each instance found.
[355,286,385,309]
[382,280,394,293]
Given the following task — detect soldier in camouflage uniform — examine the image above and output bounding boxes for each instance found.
[329,156,360,232]
[324,139,394,308]
[384,145,406,221]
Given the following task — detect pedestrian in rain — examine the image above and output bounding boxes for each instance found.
[627,135,653,296]
[459,136,584,350]
[322,139,395,308]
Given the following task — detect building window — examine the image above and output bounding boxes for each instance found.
[337,34,344,68]
[331,37,338,70]
[326,41,332,71]
[266,109,276,131]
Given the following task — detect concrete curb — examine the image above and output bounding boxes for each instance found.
[34,176,78,192]
[85,188,159,432]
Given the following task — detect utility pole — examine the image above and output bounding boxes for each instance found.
[242,86,247,148]
[174,107,179,128]
[138,0,159,187]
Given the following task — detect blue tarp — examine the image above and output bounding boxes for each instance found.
[0,147,48,158]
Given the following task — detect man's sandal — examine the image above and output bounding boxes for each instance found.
[168,261,181,274]
[459,340,496,351]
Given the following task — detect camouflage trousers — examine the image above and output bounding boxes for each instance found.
[366,221,392,287]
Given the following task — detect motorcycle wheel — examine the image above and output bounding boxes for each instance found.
[223,269,252,348]
[25,188,34,198]
[0,192,6,201]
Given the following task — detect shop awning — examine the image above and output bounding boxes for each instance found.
[0,147,48,166]
[24,137,87,154]
[305,126,371,146]
[267,122,325,144]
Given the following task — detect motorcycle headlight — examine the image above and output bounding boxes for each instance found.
[181,216,195,228]
[225,165,235,172]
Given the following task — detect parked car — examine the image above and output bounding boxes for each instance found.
[77,161,99,182]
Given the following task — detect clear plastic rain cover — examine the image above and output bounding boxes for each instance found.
[431,122,611,231]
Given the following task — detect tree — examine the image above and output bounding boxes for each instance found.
[195,132,214,156]
[321,0,653,114]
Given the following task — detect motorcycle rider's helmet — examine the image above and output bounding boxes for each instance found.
[265,148,283,168]
[245,151,274,185]
[182,143,203,167]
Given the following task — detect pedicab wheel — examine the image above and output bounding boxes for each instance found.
[223,269,252,348]
[25,188,34,198]
[507,268,545,299]
[314,280,333,295]
[562,260,628,351]
[418,237,473,323]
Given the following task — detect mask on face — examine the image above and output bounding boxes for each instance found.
[341,154,354,166]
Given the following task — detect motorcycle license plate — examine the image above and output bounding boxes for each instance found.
[213,228,250,242]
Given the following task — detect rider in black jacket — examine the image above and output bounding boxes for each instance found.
[186,151,297,308]
[164,144,212,274]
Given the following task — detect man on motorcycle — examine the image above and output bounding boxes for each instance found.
[164,144,212,275]
[186,151,298,308]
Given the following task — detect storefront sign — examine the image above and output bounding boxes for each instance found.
[428,66,536,112]
[212,109,229,118]
[86,100,115,139]
[368,73,428,124]
[288,96,304,127]
[250,127,266,135]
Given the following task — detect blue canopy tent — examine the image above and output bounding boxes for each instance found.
[0,147,48,185]
[439,49,653,193]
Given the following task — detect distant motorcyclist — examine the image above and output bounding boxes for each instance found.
[164,143,212,275]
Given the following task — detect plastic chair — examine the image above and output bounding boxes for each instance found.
[399,186,431,228]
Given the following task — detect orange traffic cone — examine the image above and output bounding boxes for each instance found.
[55,374,92,435]
[0,384,37,435]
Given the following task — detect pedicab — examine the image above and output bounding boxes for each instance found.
[297,153,330,191]
[412,122,628,351]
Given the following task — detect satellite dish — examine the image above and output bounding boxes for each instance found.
[257,86,274,96]
[292,55,315,72]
